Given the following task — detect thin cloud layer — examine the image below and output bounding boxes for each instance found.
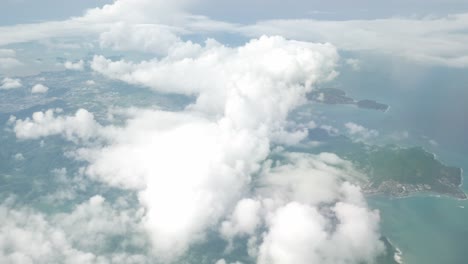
[241,14,468,67]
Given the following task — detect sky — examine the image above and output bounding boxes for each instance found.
[3,0,468,25]
[1,1,468,264]
[0,0,113,25]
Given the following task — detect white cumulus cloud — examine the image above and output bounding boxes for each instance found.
[11,33,387,264]
[0,77,22,90]
[256,153,383,264]
[31,84,49,94]
[64,60,85,71]
[0,196,147,264]
[12,108,100,142]
[345,122,379,140]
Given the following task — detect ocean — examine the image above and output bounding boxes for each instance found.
[315,58,468,263]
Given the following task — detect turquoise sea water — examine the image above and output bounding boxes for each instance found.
[369,195,468,264]
[318,59,468,264]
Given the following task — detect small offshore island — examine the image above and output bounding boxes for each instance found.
[307,88,390,112]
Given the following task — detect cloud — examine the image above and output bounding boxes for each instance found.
[12,35,357,262]
[0,48,21,70]
[257,152,365,206]
[0,57,22,69]
[345,58,361,71]
[64,60,85,71]
[98,23,201,56]
[91,36,338,118]
[0,48,15,57]
[13,153,24,161]
[258,201,382,264]
[12,108,100,141]
[85,80,95,86]
[320,124,339,135]
[256,152,383,264]
[0,1,420,262]
[0,0,201,49]
[1,0,468,68]
[240,14,468,67]
[0,77,22,90]
[31,84,49,94]
[345,122,379,140]
[5,1,392,257]
[82,0,195,24]
[220,198,262,239]
[0,196,147,264]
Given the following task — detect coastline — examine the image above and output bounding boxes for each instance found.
[364,190,468,201]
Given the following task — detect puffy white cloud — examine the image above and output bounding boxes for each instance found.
[99,23,201,56]
[15,35,343,261]
[31,84,49,94]
[85,80,96,86]
[92,36,338,120]
[82,0,195,24]
[12,109,100,141]
[215,259,243,264]
[12,33,385,264]
[258,152,365,206]
[257,202,328,264]
[345,122,379,140]
[77,109,270,260]
[257,201,382,264]
[220,198,262,239]
[0,196,147,264]
[256,153,383,264]
[0,77,22,90]
[64,60,85,71]
[0,0,204,50]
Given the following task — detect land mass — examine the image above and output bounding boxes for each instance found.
[296,128,466,199]
[307,88,390,112]
[360,146,466,199]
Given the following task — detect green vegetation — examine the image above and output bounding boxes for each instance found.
[307,88,389,112]
[295,129,466,199]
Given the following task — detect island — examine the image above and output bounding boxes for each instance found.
[294,128,467,199]
[360,146,466,199]
[307,88,390,112]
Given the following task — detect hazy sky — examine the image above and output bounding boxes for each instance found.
[0,0,112,25]
[2,0,468,26]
